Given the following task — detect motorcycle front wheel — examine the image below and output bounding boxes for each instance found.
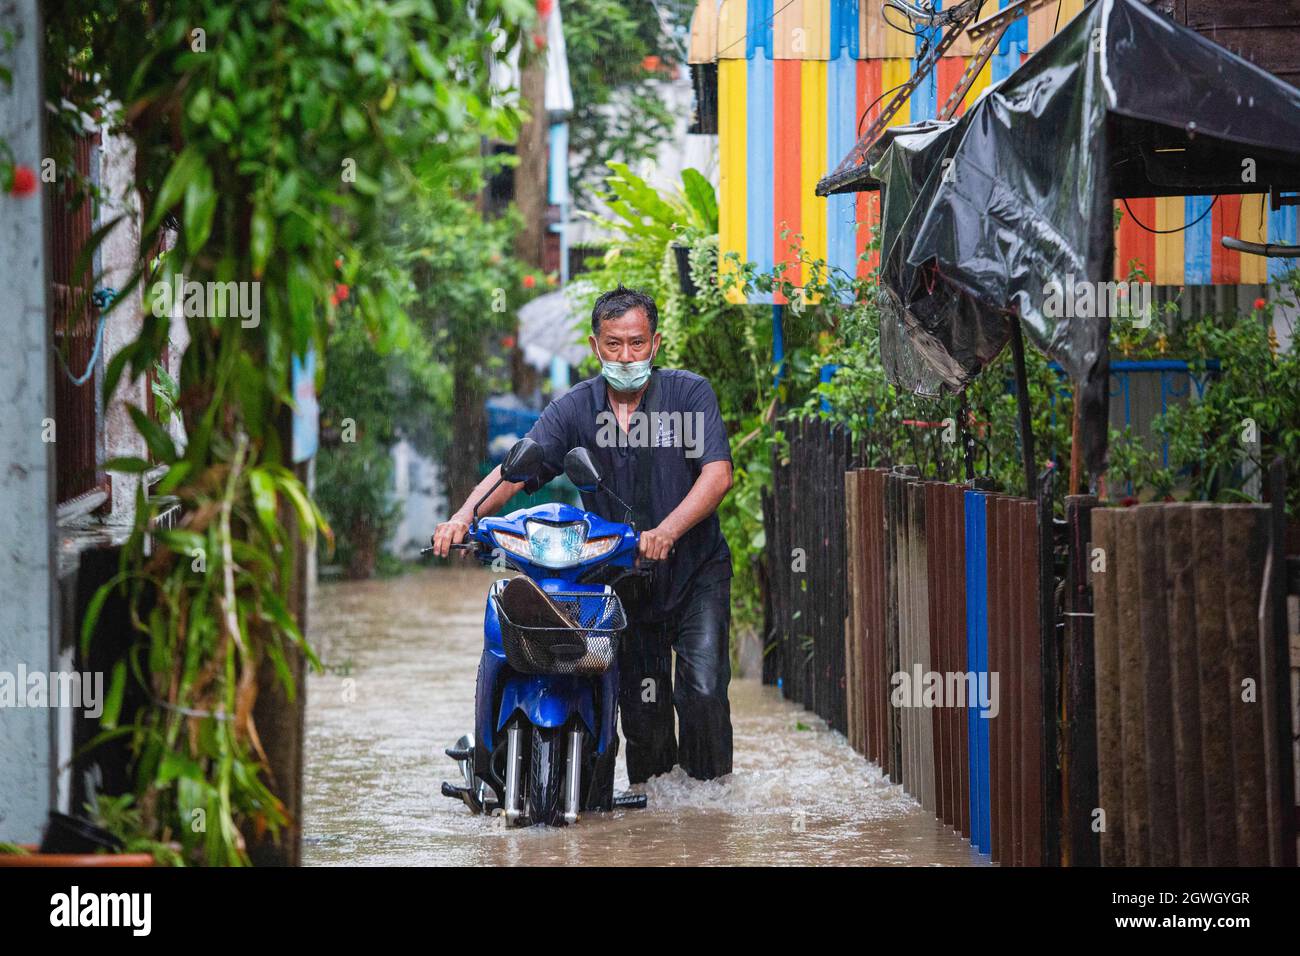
[525,722,568,827]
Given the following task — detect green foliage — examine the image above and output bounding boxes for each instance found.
[818,254,1300,519]
[314,310,424,578]
[56,0,536,864]
[561,0,694,211]
[89,793,185,866]
[1152,275,1300,515]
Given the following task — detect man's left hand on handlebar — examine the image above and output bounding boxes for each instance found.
[637,525,677,562]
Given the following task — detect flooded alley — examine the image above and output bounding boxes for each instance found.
[302,566,985,866]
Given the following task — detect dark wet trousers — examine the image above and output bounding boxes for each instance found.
[617,577,733,784]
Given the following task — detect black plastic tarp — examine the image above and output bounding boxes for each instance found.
[822,0,1300,474]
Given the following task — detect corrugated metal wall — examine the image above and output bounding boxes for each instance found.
[688,0,1299,302]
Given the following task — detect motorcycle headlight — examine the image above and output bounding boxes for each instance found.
[492,521,619,569]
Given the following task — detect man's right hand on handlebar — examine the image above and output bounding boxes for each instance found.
[430,516,471,558]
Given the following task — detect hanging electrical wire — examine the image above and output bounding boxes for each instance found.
[715,0,801,58]
[1121,195,1218,235]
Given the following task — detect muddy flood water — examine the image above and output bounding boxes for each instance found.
[302,566,987,866]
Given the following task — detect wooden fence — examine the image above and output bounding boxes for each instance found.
[760,417,855,734]
[1090,502,1285,866]
[840,473,1051,863]
[762,422,1299,866]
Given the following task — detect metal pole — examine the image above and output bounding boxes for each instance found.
[959,389,975,482]
[1265,457,1297,866]
[1010,320,1037,499]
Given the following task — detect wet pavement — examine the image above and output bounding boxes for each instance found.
[302,566,987,866]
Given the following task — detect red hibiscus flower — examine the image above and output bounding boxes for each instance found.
[8,164,37,196]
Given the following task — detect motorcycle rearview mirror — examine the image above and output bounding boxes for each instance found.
[472,437,543,524]
[501,437,543,483]
[563,447,602,492]
[563,447,638,530]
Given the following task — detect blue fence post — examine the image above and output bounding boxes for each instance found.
[965,489,991,854]
[819,363,840,414]
[772,304,785,389]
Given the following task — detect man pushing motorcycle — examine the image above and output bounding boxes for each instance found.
[431,284,735,783]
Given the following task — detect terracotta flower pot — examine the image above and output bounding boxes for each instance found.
[0,844,155,867]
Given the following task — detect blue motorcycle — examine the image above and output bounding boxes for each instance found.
[430,438,650,827]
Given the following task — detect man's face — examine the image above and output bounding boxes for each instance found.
[589,307,661,365]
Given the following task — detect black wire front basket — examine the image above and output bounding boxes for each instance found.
[493,589,627,676]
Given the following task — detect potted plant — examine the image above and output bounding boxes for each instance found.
[0,796,180,867]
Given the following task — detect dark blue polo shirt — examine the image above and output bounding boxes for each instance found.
[522,367,732,620]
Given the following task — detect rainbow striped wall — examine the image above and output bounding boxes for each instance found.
[703,0,1047,304]
[1115,194,1299,286]
[692,0,1296,304]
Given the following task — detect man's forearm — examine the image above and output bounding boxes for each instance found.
[450,466,524,524]
[657,462,733,542]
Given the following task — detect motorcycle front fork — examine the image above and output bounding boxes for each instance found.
[501,722,585,826]
[563,726,583,824]
[503,723,524,825]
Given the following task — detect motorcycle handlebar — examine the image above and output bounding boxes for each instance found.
[420,540,484,557]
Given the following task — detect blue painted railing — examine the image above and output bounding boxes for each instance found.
[1047,359,1221,475]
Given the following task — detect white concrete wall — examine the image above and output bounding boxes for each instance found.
[0,0,57,843]
[98,121,150,518]
[568,67,718,248]
[388,440,447,559]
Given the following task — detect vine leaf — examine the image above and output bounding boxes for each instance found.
[144,146,204,236]
[184,158,216,255]
[128,405,177,464]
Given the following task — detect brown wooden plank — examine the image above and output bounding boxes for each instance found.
[914,481,935,814]
[1163,503,1207,866]
[926,483,946,826]
[954,484,970,839]
[1064,495,1100,866]
[845,470,861,756]
[1115,507,1150,866]
[1021,499,1044,867]
[1091,508,1126,865]
[1192,503,1237,866]
[1136,505,1178,865]
[1222,504,1271,866]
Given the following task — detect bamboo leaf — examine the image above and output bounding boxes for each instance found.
[81,572,132,655]
[248,468,278,537]
[100,661,127,729]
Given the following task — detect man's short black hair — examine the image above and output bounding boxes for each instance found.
[591,284,658,335]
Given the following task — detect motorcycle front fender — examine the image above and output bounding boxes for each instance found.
[496,674,597,739]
